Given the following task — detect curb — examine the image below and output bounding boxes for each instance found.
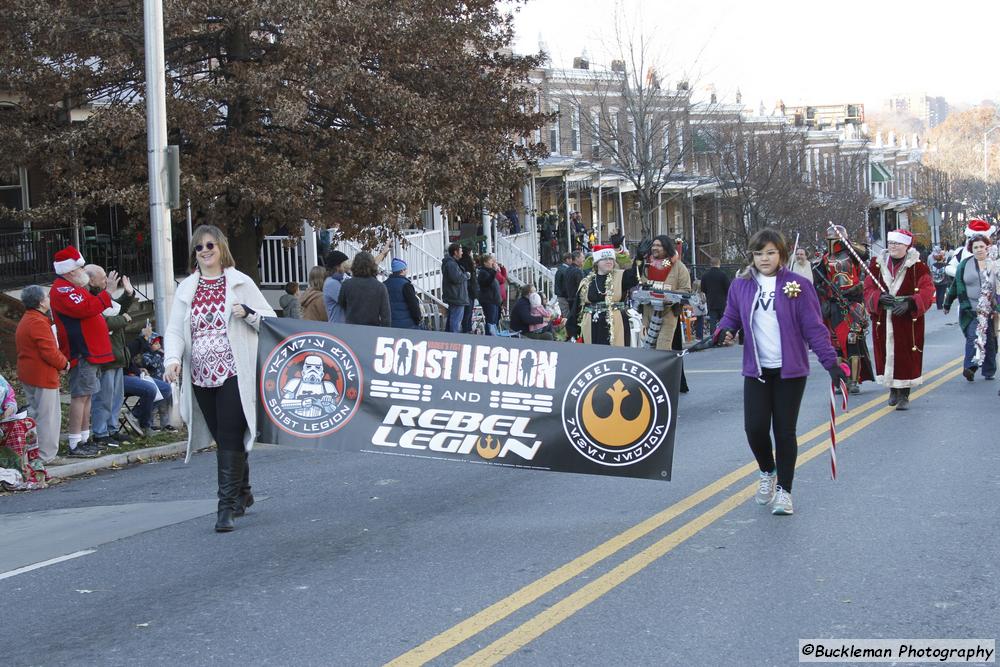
[47,441,213,480]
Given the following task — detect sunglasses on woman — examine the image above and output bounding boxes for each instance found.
[194,242,216,252]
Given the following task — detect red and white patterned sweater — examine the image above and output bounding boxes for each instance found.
[189,274,237,387]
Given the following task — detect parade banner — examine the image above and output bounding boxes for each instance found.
[256,318,682,481]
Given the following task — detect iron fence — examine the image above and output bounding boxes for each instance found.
[0,227,152,289]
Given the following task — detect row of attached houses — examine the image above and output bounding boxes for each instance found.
[517,59,928,271]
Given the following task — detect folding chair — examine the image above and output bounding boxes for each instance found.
[118,394,144,437]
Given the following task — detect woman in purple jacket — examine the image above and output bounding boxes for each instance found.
[715,229,847,516]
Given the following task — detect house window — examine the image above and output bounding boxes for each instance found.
[534,93,542,144]
[0,166,28,212]
[613,111,621,155]
[549,104,561,155]
[571,105,581,153]
[591,108,601,159]
[662,121,670,162]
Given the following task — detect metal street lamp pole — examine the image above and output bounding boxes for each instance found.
[143,0,176,330]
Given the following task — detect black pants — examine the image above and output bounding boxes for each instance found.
[192,376,247,452]
[671,321,688,392]
[934,283,947,310]
[708,308,725,337]
[743,368,806,491]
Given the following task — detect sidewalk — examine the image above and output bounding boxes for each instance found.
[46,440,213,480]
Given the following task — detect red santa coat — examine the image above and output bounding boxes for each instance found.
[863,248,935,387]
[49,276,114,367]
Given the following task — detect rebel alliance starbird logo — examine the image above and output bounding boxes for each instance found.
[260,333,363,438]
[581,379,652,447]
[563,359,671,467]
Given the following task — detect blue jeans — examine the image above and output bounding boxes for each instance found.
[91,367,123,437]
[124,375,173,428]
[963,318,997,378]
[447,305,466,333]
[482,303,500,335]
[462,302,475,333]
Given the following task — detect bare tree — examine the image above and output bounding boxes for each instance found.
[809,141,873,246]
[557,23,702,241]
[702,116,872,254]
[701,116,812,249]
[915,165,964,243]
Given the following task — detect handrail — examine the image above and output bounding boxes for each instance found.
[496,233,555,301]
[497,235,555,279]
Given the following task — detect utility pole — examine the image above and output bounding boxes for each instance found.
[143,0,176,329]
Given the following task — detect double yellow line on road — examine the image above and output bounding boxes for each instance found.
[387,357,963,666]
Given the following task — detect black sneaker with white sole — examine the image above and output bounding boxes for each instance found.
[67,442,101,458]
[94,435,121,449]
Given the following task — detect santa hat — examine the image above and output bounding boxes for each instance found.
[53,246,86,275]
[964,218,996,239]
[886,229,913,247]
[591,245,616,263]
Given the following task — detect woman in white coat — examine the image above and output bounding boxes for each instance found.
[164,225,276,532]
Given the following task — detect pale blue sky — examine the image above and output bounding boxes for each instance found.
[509,0,998,110]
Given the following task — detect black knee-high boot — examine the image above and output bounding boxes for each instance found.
[215,450,245,532]
[234,452,254,517]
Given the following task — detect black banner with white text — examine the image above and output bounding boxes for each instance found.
[256,318,681,481]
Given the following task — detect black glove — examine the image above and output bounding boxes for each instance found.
[714,328,737,346]
[827,364,849,387]
[878,293,895,309]
[891,297,911,318]
[636,238,653,257]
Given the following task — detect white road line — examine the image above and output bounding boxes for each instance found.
[0,549,96,581]
[686,369,742,373]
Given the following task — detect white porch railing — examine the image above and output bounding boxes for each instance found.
[328,228,449,329]
[496,232,555,301]
[259,236,307,286]
[259,227,556,330]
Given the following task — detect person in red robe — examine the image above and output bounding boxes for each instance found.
[863,229,935,410]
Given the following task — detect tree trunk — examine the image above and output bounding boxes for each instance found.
[230,221,261,284]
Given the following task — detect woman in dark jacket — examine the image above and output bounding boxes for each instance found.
[385,258,424,329]
[476,254,502,335]
[458,249,479,333]
[338,252,390,327]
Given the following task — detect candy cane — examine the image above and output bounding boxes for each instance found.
[828,377,849,480]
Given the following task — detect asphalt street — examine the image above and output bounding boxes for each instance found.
[2,308,997,667]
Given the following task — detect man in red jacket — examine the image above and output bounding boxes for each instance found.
[49,246,116,457]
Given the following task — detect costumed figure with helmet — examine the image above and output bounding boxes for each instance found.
[813,224,875,394]
[863,229,935,410]
[572,245,639,346]
[946,218,996,278]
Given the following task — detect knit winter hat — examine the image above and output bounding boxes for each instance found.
[53,246,86,275]
[325,250,349,270]
[391,257,407,273]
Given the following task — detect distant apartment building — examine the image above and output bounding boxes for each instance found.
[884,93,949,128]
